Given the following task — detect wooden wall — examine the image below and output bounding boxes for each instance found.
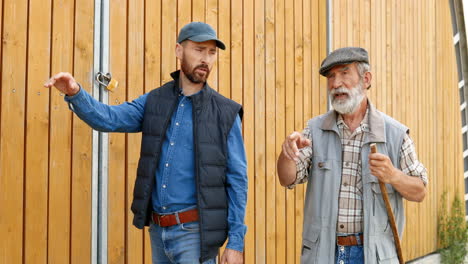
[0,0,463,263]
[0,0,95,263]
[332,0,464,260]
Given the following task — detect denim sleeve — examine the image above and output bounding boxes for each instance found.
[64,85,147,132]
[225,115,248,252]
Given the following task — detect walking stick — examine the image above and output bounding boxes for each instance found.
[370,143,404,264]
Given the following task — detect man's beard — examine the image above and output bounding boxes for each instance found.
[181,57,210,84]
[329,81,365,114]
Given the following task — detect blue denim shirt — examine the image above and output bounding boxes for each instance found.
[65,86,247,252]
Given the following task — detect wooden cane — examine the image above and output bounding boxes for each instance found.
[370,143,404,264]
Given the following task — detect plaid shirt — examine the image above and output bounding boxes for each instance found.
[290,110,428,234]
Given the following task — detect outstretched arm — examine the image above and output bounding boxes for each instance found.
[44,72,146,132]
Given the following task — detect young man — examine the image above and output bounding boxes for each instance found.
[45,22,247,264]
[277,47,427,264]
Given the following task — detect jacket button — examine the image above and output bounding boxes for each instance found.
[318,162,324,168]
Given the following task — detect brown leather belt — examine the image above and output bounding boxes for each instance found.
[152,208,199,227]
[336,234,364,246]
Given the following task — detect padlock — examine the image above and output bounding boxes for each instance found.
[95,72,118,92]
[106,78,119,91]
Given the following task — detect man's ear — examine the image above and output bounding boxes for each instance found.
[175,43,183,60]
[363,71,372,89]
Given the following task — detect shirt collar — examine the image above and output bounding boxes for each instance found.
[170,70,213,111]
[321,99,386,143]
[336,108,370,133]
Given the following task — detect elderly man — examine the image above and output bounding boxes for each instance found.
[277,47,427,264]
[45,22,247,264]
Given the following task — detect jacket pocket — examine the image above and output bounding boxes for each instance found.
[368,178,398,231]
[376,234,399,264]
[301,231,320,264]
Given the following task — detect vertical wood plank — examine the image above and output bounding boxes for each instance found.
[192,0,205,23]
[177,0,192,71]
[376,0,383,111]
[126,0,145,263]
[71,0,94,262]
[143,2,162,263]
[385,0,393,117]
[243,0,255,261]
[318,0,327,114]
[254,0,266,261]
[108,0,128,263]
[0,0,27,262]
[284,0,296,261]
[161,0,177,84]
[428,0,438,252]
[205,0,218,89]
[311,0,321,117]
[146,0,162,89]
[218,0,230,97]
[231,0,243,105]
[177,0,192,37]
[265,0,276,261]
[303,0,311,122]
[293,0,304,262]
[24,0,52,263]
[48,0,74,263]
[332,0,340,49]
[275,0,286,261]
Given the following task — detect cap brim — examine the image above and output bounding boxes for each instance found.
[319,60,366,76]
[188,35,226,50]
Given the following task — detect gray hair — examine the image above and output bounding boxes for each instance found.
[356,62,370,77]
[356,62,371,89]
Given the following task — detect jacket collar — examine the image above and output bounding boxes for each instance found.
[320,99,386,143]
[170,70,214,111]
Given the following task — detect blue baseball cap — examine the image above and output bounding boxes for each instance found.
[177,22,226,50]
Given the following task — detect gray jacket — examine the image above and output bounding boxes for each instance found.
[300,103,407,264]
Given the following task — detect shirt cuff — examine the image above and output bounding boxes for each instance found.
[64,84,89,111]
[226,234,245,252]
[64,83,84,101]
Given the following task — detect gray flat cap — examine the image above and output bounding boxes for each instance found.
[319,47,369,76]
[177,22,226,50]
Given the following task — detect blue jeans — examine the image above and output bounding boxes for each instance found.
[148,220,216,264]
[335,245,364,264]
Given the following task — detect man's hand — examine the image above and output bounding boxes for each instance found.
[281,131,311,161]
[220,248,243,264]
[44,72,80,96]
[369,153,401,184]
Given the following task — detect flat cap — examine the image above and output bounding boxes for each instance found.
[319,47,369,76]
[177,22,226,50]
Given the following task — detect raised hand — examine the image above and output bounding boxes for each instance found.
[44,72,80,96]
[281,131,311,161]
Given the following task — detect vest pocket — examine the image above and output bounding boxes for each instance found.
[376,233,399,264]
[301,231,319,264]
[370,182,397,231]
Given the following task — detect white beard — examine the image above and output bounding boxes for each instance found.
[329,82,365,114]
